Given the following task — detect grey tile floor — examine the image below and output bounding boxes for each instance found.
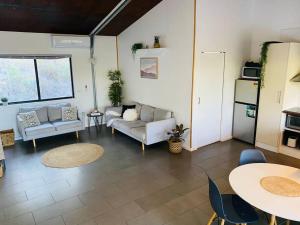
[0,126,299,225]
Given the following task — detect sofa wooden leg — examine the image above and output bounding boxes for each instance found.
[76,131,79,139]
[33,139,36,148]
[142,143,145,152]
[112,128,115,135]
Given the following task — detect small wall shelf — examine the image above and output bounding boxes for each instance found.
[135,48,167,59]
[279,145,300,159]
[284,127,300,134]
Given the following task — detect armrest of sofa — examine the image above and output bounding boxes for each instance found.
[78,112,86,129]
[16,115,27,140]
[105,106,122,122]
[105,106,122,114]
[145,118,176,145]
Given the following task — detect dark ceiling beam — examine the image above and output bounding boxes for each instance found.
[0,0,163,35]
[90,0,131,36]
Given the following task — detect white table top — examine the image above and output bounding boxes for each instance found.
[229,163,300,222]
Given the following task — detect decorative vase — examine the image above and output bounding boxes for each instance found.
[154,36,160,48]
[168,140,183,154]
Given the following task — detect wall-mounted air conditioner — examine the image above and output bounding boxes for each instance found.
[51,35,90,48]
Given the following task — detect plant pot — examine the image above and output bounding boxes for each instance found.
[1,102,8,106]
[168,140,183,154]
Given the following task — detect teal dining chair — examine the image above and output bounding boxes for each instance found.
[239,149,267,166]
[207,176,259,225]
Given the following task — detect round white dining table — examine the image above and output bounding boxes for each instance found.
[229,163,300,224]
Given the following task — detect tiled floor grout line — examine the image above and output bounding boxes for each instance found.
[50,192,56,202]
[60,215,67,225]
[31,212,37,225]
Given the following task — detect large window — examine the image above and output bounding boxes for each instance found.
[0,56,74,104]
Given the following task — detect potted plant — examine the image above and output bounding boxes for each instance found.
[1,98,8,106]
[167,124,189,154]
[259,41,281,88]
[131,43,143,56]
[153,36,161,48]
[107,70,124,107]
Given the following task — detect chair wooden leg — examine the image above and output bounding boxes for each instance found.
[32,139,36,148]
[76,131,79,139]
[142,143,145,152]
[286,220,290,225]
[207,212,216,225]
[112,128,115,134]
[270,215,276,225]
[220,219,225,225]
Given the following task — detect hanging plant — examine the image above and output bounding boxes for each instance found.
[259,41,281,88]
[107,70,124,107]
[131,43,143,56]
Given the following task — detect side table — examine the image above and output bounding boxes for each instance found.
[87,112,104,130]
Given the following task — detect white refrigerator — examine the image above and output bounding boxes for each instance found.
[233,79,260,144]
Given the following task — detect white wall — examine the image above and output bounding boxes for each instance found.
[191,0,252,149]
[118,0,195,146]
[117,0,253,150]
[250,0,300,61]
[0,31,117,139]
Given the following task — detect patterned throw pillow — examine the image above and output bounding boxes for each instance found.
[18,111,41,128]
[62,107,77,121]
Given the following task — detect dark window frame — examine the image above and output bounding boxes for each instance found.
[0,55,75,105]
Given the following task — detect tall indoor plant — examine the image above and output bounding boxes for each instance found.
[107,70,124,107]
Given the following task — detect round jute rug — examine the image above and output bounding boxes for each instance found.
[41,143,104,168]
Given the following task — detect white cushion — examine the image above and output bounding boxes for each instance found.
[52,120,82,131]
[25,123,55,136]
[123,109,138,121]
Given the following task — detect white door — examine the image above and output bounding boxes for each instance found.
[256,44,289,151]
[192,52,225,148]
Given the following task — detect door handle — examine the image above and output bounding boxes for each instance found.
[198,97,200,104]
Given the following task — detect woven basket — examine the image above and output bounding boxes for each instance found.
[168,140,183,154]
[0,129,14,147]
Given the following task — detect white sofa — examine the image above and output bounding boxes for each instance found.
[17,103,85,148]
[105,102,176,151]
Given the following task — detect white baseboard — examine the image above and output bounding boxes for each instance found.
[221,135,232,142]
[182,142,193,151]
[255,142,278,152]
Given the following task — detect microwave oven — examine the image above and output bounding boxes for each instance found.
[286,115,300,130]
[241,67,261,79]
